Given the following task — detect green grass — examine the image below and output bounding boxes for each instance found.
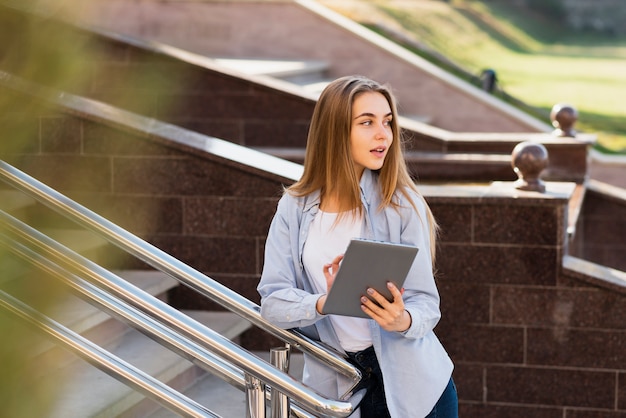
[324,0,626,153]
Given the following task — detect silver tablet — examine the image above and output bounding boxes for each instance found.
[321,238,419,318]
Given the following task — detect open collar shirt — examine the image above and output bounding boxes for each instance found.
[258,169,453,417]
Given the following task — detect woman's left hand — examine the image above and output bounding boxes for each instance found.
[360,282,412,332]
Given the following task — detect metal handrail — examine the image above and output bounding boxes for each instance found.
[0,217,320,417]
[0,209,353,416]
[0,160,362,416]
[0,223,244,388]
[0,290,220,418]
[0,161,359,386]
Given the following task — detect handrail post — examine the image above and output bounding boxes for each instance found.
[246,373,266,418]
[270,346,291,418]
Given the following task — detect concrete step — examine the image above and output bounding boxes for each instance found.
[0,254,32,285]
[0,189,37,212]
[3,269,179,361]
[255,146,516,182]
[181,310,253,344]
[214,58,329,85]
[147,350,305,418]
[3,266,255,418]
[119,310,255,418]
[299,79,332,97]
[404,151,515,182]
[43,309,252,418]
[36,227,142,268]
[42,228,111,258]
[0,194,116,264]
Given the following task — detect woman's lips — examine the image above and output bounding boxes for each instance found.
[371,146,387,156]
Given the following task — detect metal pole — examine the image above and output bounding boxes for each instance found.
[270,346,291,418]
[246,373,266,418]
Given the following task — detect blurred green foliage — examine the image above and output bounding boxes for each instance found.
[1,1,94,416]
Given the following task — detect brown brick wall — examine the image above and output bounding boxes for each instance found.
[0,92,287,309]
[428,191,626,416]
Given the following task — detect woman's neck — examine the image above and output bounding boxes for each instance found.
[320,192,358,213]
[319,194,342,213]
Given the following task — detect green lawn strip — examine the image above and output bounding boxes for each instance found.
[356,0,626,153]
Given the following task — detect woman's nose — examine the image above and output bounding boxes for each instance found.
[375,124,388,139]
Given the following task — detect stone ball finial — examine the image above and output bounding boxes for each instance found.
[511,141,549,193]
[550,103,578,137]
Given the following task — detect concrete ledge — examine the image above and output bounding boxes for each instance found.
[563,255,626,294]
[421,181,577,203]
[0,71,304,184]
[587,178,626,201]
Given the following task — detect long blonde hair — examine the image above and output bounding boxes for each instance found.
[288,75,439,262]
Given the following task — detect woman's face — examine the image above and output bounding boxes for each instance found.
[350,91,393,178]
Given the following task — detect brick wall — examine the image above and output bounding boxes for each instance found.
[0,86,289,309]
[427,183,626,416]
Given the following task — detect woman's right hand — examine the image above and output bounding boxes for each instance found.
[316,254,344,314]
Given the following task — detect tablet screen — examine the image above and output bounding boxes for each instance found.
[321,238,419,318]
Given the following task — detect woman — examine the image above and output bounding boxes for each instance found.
[258,75,457,417]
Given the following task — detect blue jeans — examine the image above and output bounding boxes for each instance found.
[348,347,459,418]
[424,378,458,418]
[347,346,458,418]
[346,346,390,418]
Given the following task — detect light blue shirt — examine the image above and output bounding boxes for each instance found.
[258,169,453,417]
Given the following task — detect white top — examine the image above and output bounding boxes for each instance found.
[302,210,372,352]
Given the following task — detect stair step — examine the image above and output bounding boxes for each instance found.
[252,146,516,181]
[0,189,36,212]
[147,351,304,418]
[299,79,332,96]
[42,228,110,255]
[0,255,32,285]
[405,151,515,182]
[45,326,195,418]
[214,58,329,85]
[7,270,177,336]
[114,270,180,301]
[4,270,178,361]
[43,310,252,418]
[182,309,253,343]
[49,270,179,336]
